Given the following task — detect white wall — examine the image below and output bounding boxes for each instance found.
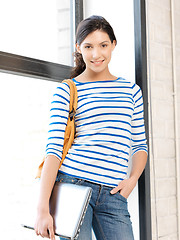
[83,1,139,239]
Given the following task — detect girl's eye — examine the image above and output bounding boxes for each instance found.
[85,46,91,49]
[102,44,107,48]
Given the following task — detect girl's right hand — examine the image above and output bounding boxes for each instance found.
[34,212,55,240]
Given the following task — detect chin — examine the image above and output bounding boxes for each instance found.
[89,65,108,73]
[90,69,106,75]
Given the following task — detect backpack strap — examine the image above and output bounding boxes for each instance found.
[62,79,78,120]
[59,79,78,168]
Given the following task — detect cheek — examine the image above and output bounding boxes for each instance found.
[103,50,112,62]
[107,48,113,57]
[102,47,112,57]
[81,51,91,62]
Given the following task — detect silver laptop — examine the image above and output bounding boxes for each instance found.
[22,181,92,239]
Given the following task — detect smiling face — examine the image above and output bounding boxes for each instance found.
[76,30,116,76]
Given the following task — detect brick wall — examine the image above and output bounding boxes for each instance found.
[146,0,180,239]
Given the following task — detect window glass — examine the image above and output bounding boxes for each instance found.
[0,72,58,239]
[0,0,74,66]
[84,0,135,81]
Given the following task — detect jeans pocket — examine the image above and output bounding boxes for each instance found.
[119,193,127,202]
[114,192,127,203]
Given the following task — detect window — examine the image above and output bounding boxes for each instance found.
[0,0,77,65]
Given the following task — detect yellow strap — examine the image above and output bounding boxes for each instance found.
[62,79,78,114]
[36,79,78,178]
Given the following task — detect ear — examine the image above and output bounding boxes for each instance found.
[75,43,81,54]
[111,40,116,51]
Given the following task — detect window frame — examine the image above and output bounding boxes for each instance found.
[134,0,152,239]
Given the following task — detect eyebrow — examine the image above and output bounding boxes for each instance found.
[82,41,110,45]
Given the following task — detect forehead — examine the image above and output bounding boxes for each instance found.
[81,30,111,45]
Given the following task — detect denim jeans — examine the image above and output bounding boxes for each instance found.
[56,172,134,240]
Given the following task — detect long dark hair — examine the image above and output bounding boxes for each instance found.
[70,15,117,79]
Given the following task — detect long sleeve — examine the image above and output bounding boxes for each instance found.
[131,84,148,155]
[45,82,70,161]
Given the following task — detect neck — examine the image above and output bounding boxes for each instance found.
[81,68,116,82]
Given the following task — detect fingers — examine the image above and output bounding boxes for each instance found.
[35,228,48,238]
[35,224,55,239]
[48,225,56,240]
[110,178,137,198]
[35,227,55,239]
[35,212,55,239]
[110,185,122,194]
[110,181,123,194]
[35,229,40,236]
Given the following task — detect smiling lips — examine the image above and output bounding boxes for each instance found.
[91,60,104,66]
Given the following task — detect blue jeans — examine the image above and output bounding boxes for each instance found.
[56,172,134,240]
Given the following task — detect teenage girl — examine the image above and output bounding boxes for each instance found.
[35,15,148,240]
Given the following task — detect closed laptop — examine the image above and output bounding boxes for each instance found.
[22,181,92,239]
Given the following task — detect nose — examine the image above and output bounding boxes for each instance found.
[92,47,101,59]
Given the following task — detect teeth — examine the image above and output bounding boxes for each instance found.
[92,60,103,63]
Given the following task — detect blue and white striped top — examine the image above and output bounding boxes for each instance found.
[46,77,148,187]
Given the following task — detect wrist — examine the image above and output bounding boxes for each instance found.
[37,202,49,214]
[129,175,139,184]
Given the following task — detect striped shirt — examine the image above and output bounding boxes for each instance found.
[46,77,148,187]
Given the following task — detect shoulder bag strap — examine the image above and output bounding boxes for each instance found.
[62,79,78,119]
